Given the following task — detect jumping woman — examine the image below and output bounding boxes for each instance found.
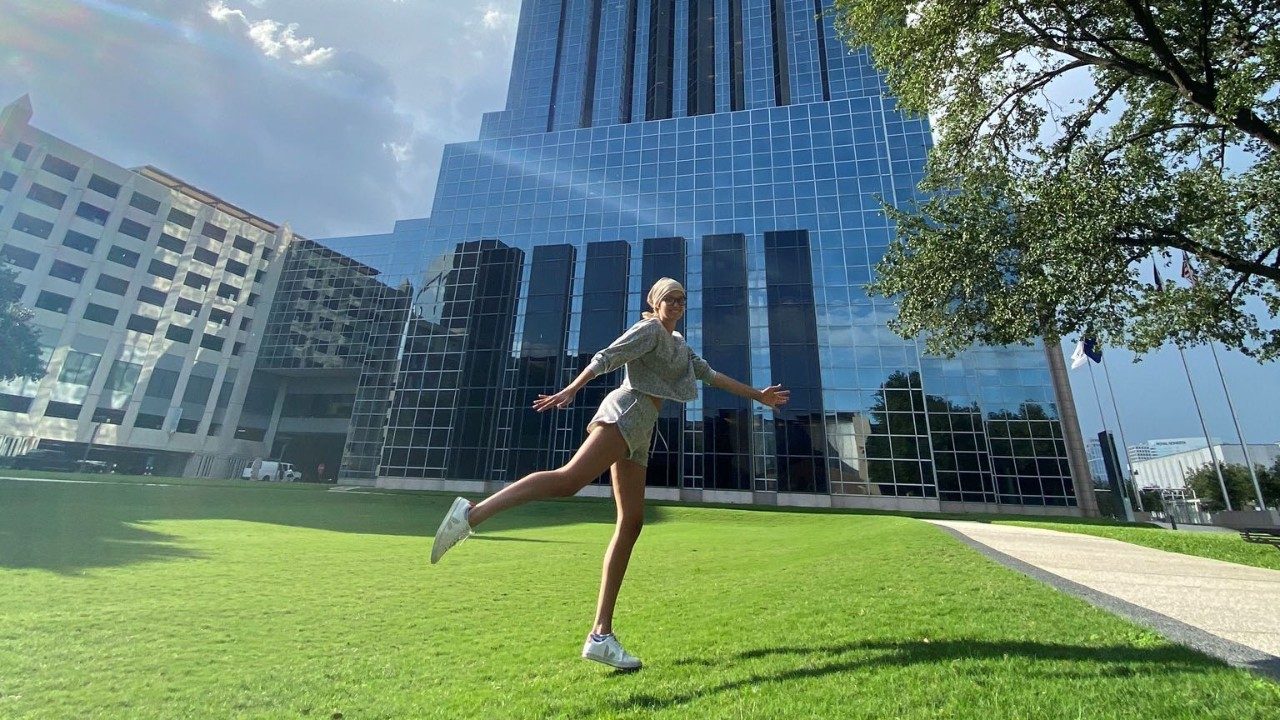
[430,277,790,670]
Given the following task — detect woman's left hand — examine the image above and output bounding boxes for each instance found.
[759,384,790,408]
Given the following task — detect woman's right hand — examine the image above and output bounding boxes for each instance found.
[533,387,577,412]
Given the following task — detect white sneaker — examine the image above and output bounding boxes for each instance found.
[430,497,473,564]
[582,634,642,670]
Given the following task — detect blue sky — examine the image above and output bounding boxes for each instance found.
[1,0,1275,449]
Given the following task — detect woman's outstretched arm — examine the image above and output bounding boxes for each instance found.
[532,366,598,412]
[710,373,790,408]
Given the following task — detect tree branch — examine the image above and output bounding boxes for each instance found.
[1116,225,1280,283]
[1100,121,1231,157]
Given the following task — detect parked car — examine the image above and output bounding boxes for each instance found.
[1,449,109,473]
[241,460,301,482]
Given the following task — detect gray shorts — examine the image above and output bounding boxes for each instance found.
[587,387,660,466]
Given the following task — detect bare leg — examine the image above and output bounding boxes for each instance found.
[468,424,627,528]
[592,458,647,635]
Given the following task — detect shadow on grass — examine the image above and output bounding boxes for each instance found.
[0,477,670,574]
[606,639,1241,712]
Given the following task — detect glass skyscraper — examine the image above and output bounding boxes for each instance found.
[332,0,1094,513]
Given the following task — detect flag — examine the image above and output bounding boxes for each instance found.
[1153,262,1165,291]
[1181,251,1197,285]
[1071,337,1103,369]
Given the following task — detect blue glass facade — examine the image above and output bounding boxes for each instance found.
[361,0,1084,509]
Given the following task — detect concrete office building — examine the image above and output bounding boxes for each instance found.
[287,0,1096,514]
[1131,443,1280,491]
[1128,437,1217,465]
[0,96,291,476]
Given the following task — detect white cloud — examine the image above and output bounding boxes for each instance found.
[208,1,335,67]
[475,4,518,36]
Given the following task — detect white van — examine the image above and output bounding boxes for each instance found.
[241,460,301,482]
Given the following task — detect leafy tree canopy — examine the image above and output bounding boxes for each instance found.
[0,266,44,383]
[833,1,1279,359]
[1185,460,1279,511]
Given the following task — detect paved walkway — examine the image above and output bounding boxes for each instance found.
[928,520,1280,680]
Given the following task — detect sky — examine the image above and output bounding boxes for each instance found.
[1,0,1276,450]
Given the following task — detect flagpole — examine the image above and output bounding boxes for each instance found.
[1177,345,1232,511]
[1208,341,1265,509]
[1100,359,1143,511]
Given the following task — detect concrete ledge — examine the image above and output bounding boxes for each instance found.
[702,489,754,505]
[832,495,940,513]
[368,476,1083,516]
[938,500,1082,517]
[779,492,833,508]
[375,477,488,494]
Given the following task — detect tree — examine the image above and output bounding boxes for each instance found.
[832,1,1279,359]
[1185,462,1278,511]
[0,266,43,382]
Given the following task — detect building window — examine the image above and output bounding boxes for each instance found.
[232,235,255,253]
[92,407,127,425]
[137,286,167,306]
[158,233,186,254]
[94,273,129,296]
[40,154,79,182]
[103,360,142,394]
[199,334,225,352]
[117,217,150,241]
[26,182,67,210]
[193,246,218,266]
[165,324,194,343]
[238,317,251,331]
[75,201,110,225]
[183,272,211,291]
[12,143,33,161]
[43,401,84,420]
[48,259,87,283]
[174,297,201,316]
[87,174,121,198]
[1,243,39,269]
[0,394,34,413]
[129,192,161,214]
[253,269,266,283]
[209,309,232,326]
[126,314,158,334]
[134,413,165,429]
[246,292,259,307]
[216,283,240,301]
[0,171,16,190]
[167,208,195,228]
[58,350,101,385]
[84,302,118,326]
[107,245,141,268]
[62,230,98,254]
[35,290,73,314]
[232,341,245,356]
[224,259,248,277]
[261,247,273,261]
[201,222,227,242]
[13,212,54,238]
[147,259,178,281]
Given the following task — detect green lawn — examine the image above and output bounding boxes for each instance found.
[998,521,1280,572]
[1,475,1276,719]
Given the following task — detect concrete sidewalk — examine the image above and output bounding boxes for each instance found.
[928,520,1280,680]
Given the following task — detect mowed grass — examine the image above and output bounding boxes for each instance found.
[998,521,1280,572]
[0,477,1277,719]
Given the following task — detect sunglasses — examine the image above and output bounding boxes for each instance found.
[662,295,687,306]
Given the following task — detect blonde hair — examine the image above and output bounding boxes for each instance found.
[642,277,685,320]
